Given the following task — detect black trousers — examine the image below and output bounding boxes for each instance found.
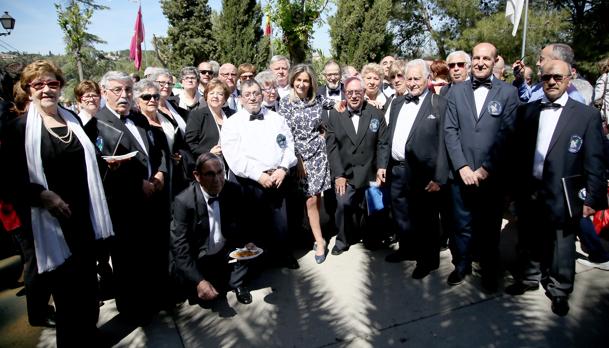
[334,184,366,251]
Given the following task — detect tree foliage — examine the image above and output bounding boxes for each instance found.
[55,0,107,81]
[155,0,216,74]
[213,0,269,69]
[267,0,329,64]
[329,0,393,69]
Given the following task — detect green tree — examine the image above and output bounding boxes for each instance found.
[267,0,330,64]
[329,0,393,69]
[55,0,107,81]
[213,0,269,69]
[155,0,216,73]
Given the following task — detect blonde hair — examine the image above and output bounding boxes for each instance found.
[360,63,384,81]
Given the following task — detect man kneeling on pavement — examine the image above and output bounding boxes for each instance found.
[170,152,255,305]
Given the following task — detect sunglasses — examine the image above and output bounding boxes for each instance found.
[541,74,569,82]
[140,93,160,101]
[199,70,214,76]
[29,80,61,90]
[448,62,466,69]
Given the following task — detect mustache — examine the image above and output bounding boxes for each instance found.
[116,98,130,105]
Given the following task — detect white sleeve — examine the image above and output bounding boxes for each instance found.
[279,116,298,169]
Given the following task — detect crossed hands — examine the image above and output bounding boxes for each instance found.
[459,166,489,187]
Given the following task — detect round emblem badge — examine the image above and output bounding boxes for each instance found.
[369,119,380,132]
[578,188,587,201]
[487,101,503,116]
[568,135,583,153]
[276,134,287,149]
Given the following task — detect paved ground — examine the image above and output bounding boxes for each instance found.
[2,220,609,347]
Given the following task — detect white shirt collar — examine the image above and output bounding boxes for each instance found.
[199,184,218,204]
[541,92,569,107]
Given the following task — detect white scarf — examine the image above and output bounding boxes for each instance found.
[157,111,176,151]
[25,105,114,273]
[164,100,186,135]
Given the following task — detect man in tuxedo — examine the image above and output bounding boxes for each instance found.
[221,80,298,269]
[171,153,254,305]
[503,60,607,316]
[440,50,471,97]
[444,42,520,291]
[380,55,396,98]
[270,55,291,99]
[95,71,168,320]
[383,59,449,279]
[325,76,389,255]
[319,60,344,102]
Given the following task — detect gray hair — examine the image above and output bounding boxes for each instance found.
[405,59,430,79]
[255,70,277,86]
[179,66,200,81]
[133,79,160,100]
[270,55,290,69]
[549,43,575,66]
[288,64,318,104]
[240,79,262,92]
[446,50,471,66]
[100,71,132,89]
[343,76,364,91]
[148,68,172,82]
[208,61,220,76]
[323,60,341,73]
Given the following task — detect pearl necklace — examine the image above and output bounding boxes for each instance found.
[42,116,73,144]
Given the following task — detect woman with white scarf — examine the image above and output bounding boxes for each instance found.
[1,60,113,346]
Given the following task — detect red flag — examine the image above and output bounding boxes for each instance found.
[264,16,272,37]
[129,6,145,71]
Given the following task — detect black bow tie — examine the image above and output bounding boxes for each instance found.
[207,196,219,205]
[404,94,419,104]
[348,109,361,118]
[120,114,131,122]
[383,82,391,90]
[328,88,340,96]
[263,104,276,112]
[249,113,264,121]
[472,78,492,90]
[540,102,562,110]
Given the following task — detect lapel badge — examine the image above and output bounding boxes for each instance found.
[568,135,583,153]
[369,118,380,133]
[95,136,104,152]
[578,188,587,200]
[276,134,287,149]
[487,100,503,116]
[427,114,436,120]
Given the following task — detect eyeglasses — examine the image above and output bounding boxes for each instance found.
[81,93,100,100]
[261,87,276,93]
[140,93,160,101]
[29,80,61,90]
[324,73,340,77]
[207,91,225,98]
[156,81,175,87]
[201,169,225,178]
[391,74,404,79]
[106,86,133,96]
[240,74,254,80]
[541,74,570,82]
[345,90,363,96]
[220,72,238,77]
[182,76,198,81]
[242,92,261,99]
[199,70,214,76]
[448,62,466,69]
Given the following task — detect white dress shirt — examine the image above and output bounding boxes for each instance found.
[108,107,150,177]
[347,106,361,134]
[391,91,427,161]
[532,93,569,180]
[277,85,291,99]
[221,107,297,181]
[199,185,225,255]
[473,76,493,118]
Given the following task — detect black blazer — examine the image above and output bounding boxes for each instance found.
[170,181,246,285]
[184,106,235,158]
[325,101,389,189]
[387,93,449,185]
[508,98,607,226]
[167,94,205,119]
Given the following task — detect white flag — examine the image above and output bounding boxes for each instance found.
[505,0,525,37]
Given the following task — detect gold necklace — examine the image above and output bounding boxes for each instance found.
[42,117,73,144]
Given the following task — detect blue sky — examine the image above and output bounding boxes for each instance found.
[0,0,332,56]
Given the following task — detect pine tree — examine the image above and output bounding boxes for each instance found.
[329,0,393,69]
[213,0,268,69]
[155,0,216,73]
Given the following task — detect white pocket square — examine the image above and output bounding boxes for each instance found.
[427,114,437,119]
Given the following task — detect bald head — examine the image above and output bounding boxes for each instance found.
[471,43,497,80]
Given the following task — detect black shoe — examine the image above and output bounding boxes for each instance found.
[331,246,346,256]
[29,316,56,328]
[551,296,569,316]
[235,287,252,305]
[385,250,415,263]
[505,282,539,296]
[447,269,466,286]
[412,265,438,279]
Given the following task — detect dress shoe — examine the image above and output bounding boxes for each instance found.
[385,250,415,263]
[551,296,569,316]
[313,241,328,264]
[29,316,56,328]
[235,287,252,305]
[447,269,466,286]
[504,282,539,296]
[412,265,438,279]
[331,246,347,256]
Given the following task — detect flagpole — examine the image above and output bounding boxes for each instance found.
[520,0,529,60]
[141,0,148,69]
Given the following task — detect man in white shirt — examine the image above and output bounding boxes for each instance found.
[221,80,299,269]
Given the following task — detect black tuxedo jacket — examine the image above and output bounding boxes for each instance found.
[184,106,235,158]
[170,181,246,285]
[387,93,449,185]
[509,98,607,226]
[444,77,520,178]
[325,101,389,189]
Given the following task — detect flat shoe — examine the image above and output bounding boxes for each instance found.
[235,287,252,305]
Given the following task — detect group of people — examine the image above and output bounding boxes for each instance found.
[0,40,608,346]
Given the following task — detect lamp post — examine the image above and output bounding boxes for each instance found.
[0,12,15,36]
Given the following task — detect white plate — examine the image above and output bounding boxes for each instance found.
[229,247,263,260]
